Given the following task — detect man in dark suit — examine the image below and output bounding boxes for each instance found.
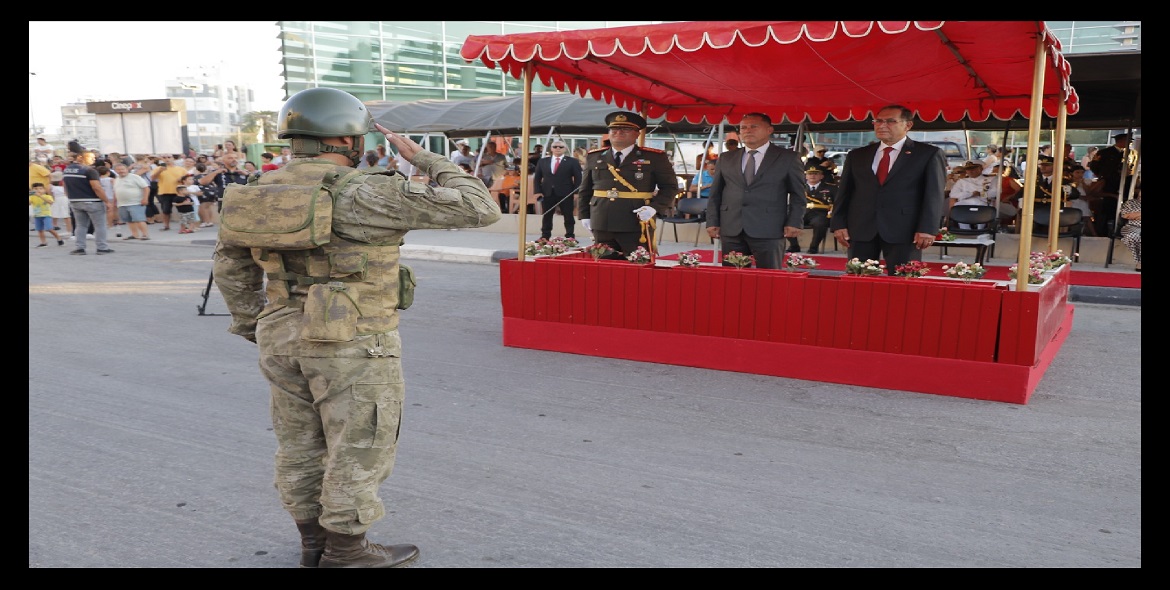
[533,141,583,239]
[578,111,677,258]
[787,165,837,255]
[705,112,806,269]
[830,104,947,275]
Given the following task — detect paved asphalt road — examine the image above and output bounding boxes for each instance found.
[29,237,1140,568]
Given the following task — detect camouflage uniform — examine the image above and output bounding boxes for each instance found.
[213,150,500,535]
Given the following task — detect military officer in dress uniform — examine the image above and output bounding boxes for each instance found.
[578,111,677,258]
[787,165,837,254]
[1034,154,1062,205]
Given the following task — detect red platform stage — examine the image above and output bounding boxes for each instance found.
[500,253,1073,404]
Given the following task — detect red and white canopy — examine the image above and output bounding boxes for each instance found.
[460,21,1078,125]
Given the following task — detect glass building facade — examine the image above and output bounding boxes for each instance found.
[278,21,665,104]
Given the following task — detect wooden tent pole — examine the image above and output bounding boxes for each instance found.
[1014,33,1048,291]
[517,64,534,260]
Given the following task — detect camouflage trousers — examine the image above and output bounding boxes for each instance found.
[258,342,405,535]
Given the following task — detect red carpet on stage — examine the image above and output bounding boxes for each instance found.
[658,250,1140,290]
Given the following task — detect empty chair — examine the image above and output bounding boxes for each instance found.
[658,197,710,247]
[944,205,999,258]
[1033,204,1085,262]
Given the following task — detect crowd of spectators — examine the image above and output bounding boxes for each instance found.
[30,141,293,243]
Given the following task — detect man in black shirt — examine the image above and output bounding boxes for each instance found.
[62,142,114,255]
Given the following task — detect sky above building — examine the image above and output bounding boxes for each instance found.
[29,21,286,133]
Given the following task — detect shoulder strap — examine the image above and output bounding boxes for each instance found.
[320,168,369,197]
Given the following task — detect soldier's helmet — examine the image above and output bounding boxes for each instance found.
[278,88,374,166]
[278,87,373,139]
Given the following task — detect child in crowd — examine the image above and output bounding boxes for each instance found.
[30,183,65,247]
[173,185,199,234]
[48,171,72,237]
[97,164,121,233]
[261,152,280,172]
[182,174,210,227]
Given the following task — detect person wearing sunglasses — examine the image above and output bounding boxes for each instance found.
[533,142,583,240]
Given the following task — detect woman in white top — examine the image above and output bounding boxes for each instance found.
[49,172,72,236]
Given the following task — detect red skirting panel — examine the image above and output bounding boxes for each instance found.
[502,304,1073,404]
[499,259,1074,404]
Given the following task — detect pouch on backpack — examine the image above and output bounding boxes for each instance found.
[397,264,416,310]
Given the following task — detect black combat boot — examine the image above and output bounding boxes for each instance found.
[295,519,328,568]
[318,531,420,568]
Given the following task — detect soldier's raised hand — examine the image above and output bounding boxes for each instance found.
[377,123,423,163]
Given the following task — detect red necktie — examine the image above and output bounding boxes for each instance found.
[877,146,893,185]
[552,157,559,174]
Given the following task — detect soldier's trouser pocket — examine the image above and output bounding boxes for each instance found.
[301,281,361,342]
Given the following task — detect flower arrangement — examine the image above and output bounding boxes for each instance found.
[626,246,652,264]
[584,243,615,261]
[524,238,561,257]
[844,258,885,276]
[784,252,819,271]
[1031,250,1072,271]
[894,260,931,278]
[941,261,986,283]
[723,251,755,269]
[677,252,703,268]
[1008,263,1046,284]
[524,236,580,256]
[938,226,957,242]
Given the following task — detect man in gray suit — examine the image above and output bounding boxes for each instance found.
[705,112,807,269]
[830,104,947,274]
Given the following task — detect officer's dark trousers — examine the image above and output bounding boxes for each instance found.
[539,193,576,239]
[593,229,645,259]
[788,209,830,253]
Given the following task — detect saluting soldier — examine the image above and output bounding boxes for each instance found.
[787,165,838,254]
[578,111,677,258]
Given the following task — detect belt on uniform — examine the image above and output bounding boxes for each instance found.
[594,190,654,198]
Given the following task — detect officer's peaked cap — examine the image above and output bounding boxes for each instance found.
[606,111,646,130]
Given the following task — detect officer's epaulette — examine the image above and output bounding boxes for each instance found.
[636,146,665,154]
[588,147,608,154]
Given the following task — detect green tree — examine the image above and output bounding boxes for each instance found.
[241,111,279,146]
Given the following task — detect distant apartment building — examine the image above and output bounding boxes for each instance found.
[165,75,254,155]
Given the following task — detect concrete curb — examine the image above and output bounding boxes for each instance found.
[1069,285,1141,306]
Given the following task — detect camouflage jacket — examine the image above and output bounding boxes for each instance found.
[213,150,500,354]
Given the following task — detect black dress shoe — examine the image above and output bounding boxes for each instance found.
[785,246,801,253]
[807,248,819,255]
